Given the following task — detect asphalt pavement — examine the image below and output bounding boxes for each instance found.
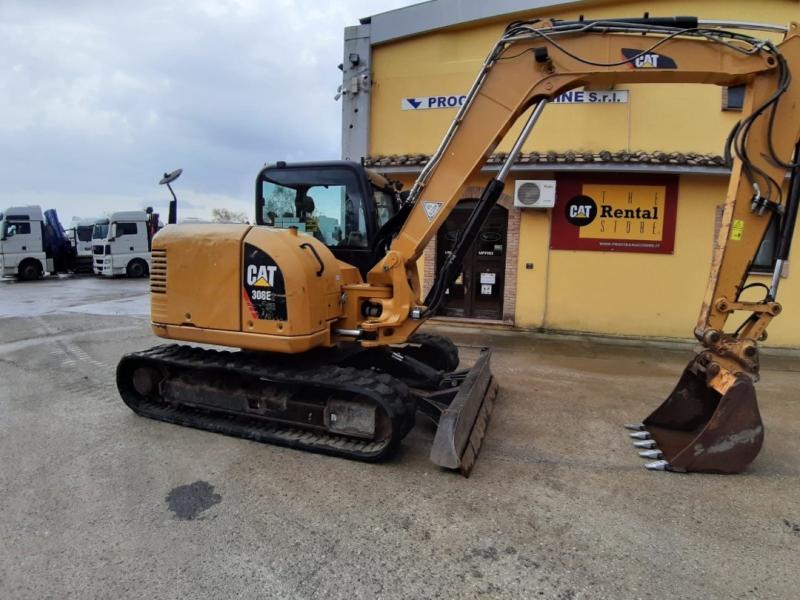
[1,275,799,599]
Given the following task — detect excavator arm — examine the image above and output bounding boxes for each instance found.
[348,17,800,473]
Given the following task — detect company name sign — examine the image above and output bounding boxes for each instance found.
[401,90,628,110]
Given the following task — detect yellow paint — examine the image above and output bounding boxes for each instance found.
[514,200,551,327]
[579,184,665,241]
[371,0,794,157]
[370,0,800,346]
[540,176,722,339]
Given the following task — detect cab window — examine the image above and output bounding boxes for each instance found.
[260,168,368,248]
[373,188,397,228]
[93,222,109,240]
[3,222,31,237]
[77,226,93,242]
[116,222,138,236]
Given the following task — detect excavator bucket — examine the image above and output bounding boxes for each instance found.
[417,348,498,476]
[626,359,764,474]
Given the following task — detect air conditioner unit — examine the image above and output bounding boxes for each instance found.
[513,179,556,209]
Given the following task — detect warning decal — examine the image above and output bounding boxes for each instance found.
[423,201,443,221]
[730,219,745,241]
[243,243,288,320]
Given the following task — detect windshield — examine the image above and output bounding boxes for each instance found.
[77,225,93,242]
[92,222,109,240]
[260,168,368,248]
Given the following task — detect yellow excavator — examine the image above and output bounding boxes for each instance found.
[118,16,800,476]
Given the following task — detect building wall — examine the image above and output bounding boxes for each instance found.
[366,0,800,346]
[369,0,797,158]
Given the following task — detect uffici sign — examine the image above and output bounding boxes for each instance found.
[401,90,628,110]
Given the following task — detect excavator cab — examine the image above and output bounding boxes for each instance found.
[255,161,403,278]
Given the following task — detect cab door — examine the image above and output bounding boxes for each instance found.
[2,219,41,265]
[112,222,141,255]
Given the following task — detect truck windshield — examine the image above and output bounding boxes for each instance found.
[92,222,109,240]
[77,226,93,242]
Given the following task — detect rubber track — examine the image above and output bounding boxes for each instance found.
[406,333,460,373]
[117,344,414,462]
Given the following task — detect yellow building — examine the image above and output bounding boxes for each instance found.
[340,0,800,346]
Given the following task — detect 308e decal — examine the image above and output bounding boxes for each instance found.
[242,243,288,320]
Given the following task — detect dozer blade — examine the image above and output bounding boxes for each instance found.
[632,359,764,474]
[426,348,498,477]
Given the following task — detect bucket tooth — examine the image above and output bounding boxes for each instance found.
[639,449,663,459]
[629,431,651,440]
[624,423,645,431]
[645,459,671,471]
[637,358,764,474]
[633,439,657,449]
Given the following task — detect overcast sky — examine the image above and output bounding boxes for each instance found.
[0,0,416,224]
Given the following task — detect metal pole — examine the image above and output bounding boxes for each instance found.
[697,19,788,33]
[769,161,800,299]
[497,99,548,183]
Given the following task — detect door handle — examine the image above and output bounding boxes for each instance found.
[129,246,134,251]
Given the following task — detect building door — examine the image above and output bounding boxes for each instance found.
[436,201,507,320]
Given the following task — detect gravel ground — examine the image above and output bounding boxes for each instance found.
[1,276,799,599]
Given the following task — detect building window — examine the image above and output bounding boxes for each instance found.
[722,85,745,111]
[751,214,780,273]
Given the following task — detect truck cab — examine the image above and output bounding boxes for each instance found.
[0,206,47,279]
[93,211,158,277]
[66,218,96,272]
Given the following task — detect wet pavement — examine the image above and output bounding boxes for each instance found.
[1,276,799,599]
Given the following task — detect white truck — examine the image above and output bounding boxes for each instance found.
[92,210,160,278]
[0,205,78,280]
[65,218,96,273]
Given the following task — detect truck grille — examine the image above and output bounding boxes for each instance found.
[150,249,167,294]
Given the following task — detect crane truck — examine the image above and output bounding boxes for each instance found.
[0,206,81,280]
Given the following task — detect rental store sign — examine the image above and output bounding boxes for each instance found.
[401,89,628,110]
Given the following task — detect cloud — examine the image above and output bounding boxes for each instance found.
[0,0,412,224]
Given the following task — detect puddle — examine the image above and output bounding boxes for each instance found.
[165,481,222,520]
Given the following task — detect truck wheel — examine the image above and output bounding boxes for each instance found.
[19,259,43,281]
[126,259,148,278]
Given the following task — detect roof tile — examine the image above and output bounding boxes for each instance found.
[365,150,727,169]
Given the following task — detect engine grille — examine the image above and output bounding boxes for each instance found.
[150,249,167,294]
